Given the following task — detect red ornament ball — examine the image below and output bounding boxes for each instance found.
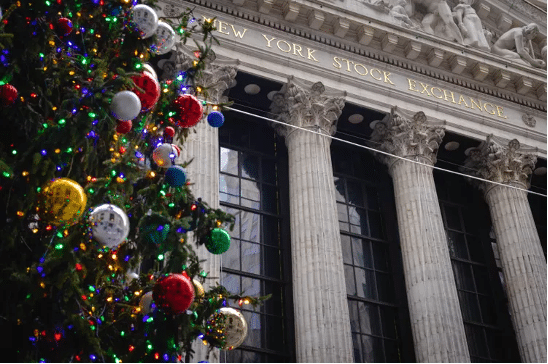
[169,94,203,128]
[153,273,195,314]
[131,72,160,112]
[164,126,175,138]
[116,120,132,134]
[57,17,73,36]
[0,84,18,105]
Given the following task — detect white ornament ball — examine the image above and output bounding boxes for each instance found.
[139,291,154,314]
[152,143,180,168]
[151,21,176,55]
[110,91,141,121]
[89,204,130,248]
[210,308,248,350]
[142,63,158,80]
[131,4,158,39]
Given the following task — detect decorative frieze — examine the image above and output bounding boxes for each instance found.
[283,1,300,22]
[381,33,398,53]
[257,0,274,14]
[427,48,445,67]
[450,55,467,74]
[357,24,375,45]
[404,41,422,60]
[308,9,324,30]
[472,63,490,81]
[333,17,350,38]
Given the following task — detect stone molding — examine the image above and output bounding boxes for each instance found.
[269,77,346,138]
[370,106,445,167]
[463,135,538,191]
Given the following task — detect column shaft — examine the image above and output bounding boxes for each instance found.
[390,160,470,362]
[485,185,547,363]
[286,129,353,363]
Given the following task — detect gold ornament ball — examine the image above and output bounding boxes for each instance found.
[207,307,248,350]
[192,279,205,299]
[38,178,87,226]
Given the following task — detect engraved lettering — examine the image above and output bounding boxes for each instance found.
[443,90,456,104]
[458,95,471,108]
[430,87,443,99]
[354,63,368,76]
[277,40,292,53]
[307,48,319,62]
[230,24,247,38]
[293,44,304,58]
[408,78,419,92]
[263,34,276,48]
[469,98,482,110]
[419,83,431,96]
[370,68,382,81]
[341,59,353,72]
[496,106,508,119]
[483,103,496,115]
[217,21,230,35]
[333,57,342,69]
[383,71,395,85]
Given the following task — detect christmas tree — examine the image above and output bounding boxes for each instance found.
[0,0,264,362]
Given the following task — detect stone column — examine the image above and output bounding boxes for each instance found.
[463,136,546,363]
[370,107,470,362]
[270,78,353,362]
[174,51,238,362]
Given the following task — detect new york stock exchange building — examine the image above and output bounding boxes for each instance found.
[155,0,547,362]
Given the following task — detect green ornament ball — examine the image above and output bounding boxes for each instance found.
[205,228,231,254]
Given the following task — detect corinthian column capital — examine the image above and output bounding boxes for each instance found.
[463,135,537,191]
[370,106,445,167]
[269,78,345,138]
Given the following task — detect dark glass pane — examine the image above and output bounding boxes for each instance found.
[241,153,260,180]
[462,208,480,235]
[220,174,240,204]
[380,307,397,339]
[265,315,283,351]
[384,339,400,363]
[446,230,468,260]
[333,148,353,175]
[341,235,353,264]
[222,349,242,363]
[220,147,238,175]
[222,272,240,294]
[241,277,261,297]
[225,207,241,239]
[350,207,369,236]
[479,295,497,325]
[352,333,363,362]
[242,311,263,348]
[262,216,279,247]
[345,265,357,296]
[467,236,485,263]
[372,242,389,271]
[452,261,475,291]
[473,266,490,294]
[263,282,282,316]
[263,246,281,278]
[338,203,349,223]
[261,184,278,213]
[376,272,395,303]
[352,238,366,268]
[366,186,379,210]
[347,180,364,207]
[348,300,360,332]
[242,350,263,363]
[368,211,383,239]
[241,199,260,210]
[240,211,260,243]
[241,179,260,202]
[358,302,381,336]
[262,159,276,183]
[241,241,261,275]
[334,177,346,203]
[356,268,377,300]
[459,291,481,322]
[224,238,240,270]
[444,205,462,231]
[362,335,384,362]
[465,325,489,358]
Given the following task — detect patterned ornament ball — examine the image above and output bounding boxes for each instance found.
[139,291,155,314]
[131,72,160,111]
[153,273,195,314]
[207,308,248,350]
[0,84,18,105]
[192,279,205,299]
[205,228,231,254]
[169,94,203,128]
[57,17,73,36]
[207,111,225,128]
[38,178,87,226]
[152,143,180,168]
[164,165,187,187]
[131,4,158,39]
[88,204,130,248]
[110,90,141,121]
[151,21,176,55]
[116,120,132,134]
[164,126,175,138]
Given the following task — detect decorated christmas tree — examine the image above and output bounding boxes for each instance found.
[0,0,264,362]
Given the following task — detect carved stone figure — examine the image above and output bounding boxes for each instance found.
[416,0,464,44]
[491,23,546,68]
[390,0,420,29]
[522,112,537,127]
[453,0,490,51]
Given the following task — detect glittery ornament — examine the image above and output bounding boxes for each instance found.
[205,228,231,254]
[57,17,73,36]
[192,279,204,299]
[0,84,18,105]
[169,94,203,128]
[207,111,224,128]
[206,308,248,350]
[164,165,186,187]
[38,178,87,226]
[116,120,132,134]
[164,126,175,138]
[131,72,160,111]
[89,204,130,248]
[110,91,141,121]
[153,273,195,314]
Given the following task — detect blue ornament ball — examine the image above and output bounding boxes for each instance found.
[207,111,225,128]
[165,165,187,187]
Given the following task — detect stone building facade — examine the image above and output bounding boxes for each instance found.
[158,0,546,362]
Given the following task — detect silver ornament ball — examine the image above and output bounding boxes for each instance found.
[89,204,130,248]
